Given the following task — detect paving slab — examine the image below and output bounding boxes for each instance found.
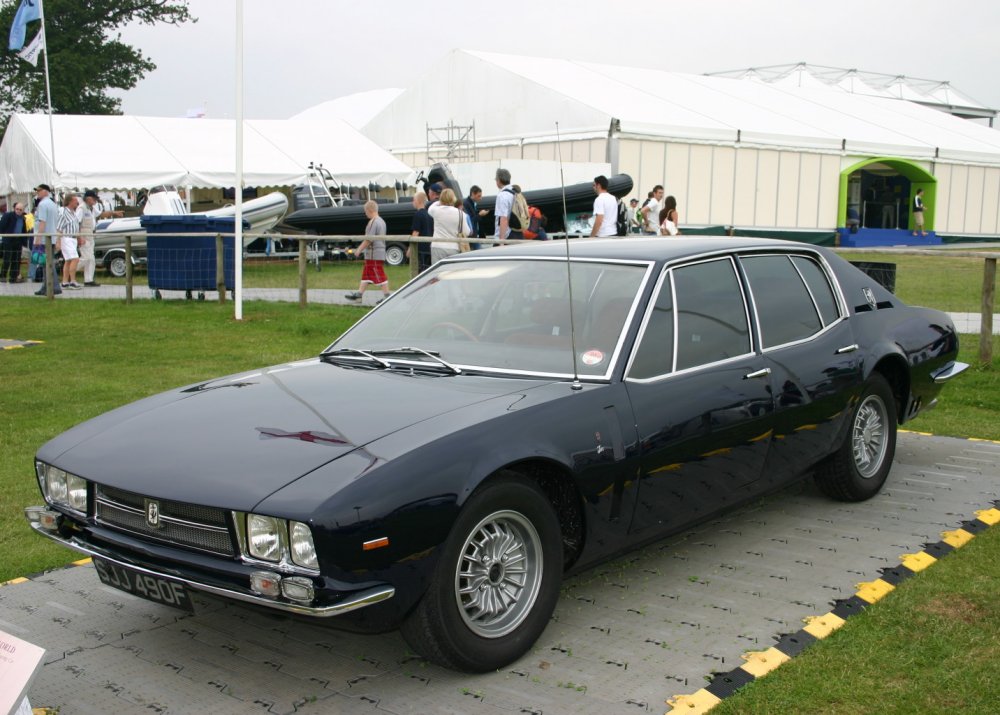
[4,432,998,714]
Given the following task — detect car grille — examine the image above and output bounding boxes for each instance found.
[95,484,235,556]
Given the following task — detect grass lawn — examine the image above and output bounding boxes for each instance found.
[0,299,364,583]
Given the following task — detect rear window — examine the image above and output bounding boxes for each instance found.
[742,255,829,349]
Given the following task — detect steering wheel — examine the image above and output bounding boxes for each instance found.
[427,321,480,342]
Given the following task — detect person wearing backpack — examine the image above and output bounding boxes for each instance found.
[589,175,619,238]
[494,168,516,244]
[508,185,530,241]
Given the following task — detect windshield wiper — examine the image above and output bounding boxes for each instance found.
[369,347,462,375]
[320,347,391,369]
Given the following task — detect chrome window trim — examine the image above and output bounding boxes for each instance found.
[626,255,755,382]
[738,250,850,354]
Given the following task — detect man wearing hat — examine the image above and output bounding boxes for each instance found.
[32,183,61,295]
[628,197,641,233]
[77,190,121,286]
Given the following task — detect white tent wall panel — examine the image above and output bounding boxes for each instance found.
[664,144,690,219]
[796,153,823,229]
[775,152,801,228]
[818,154,842,229]
[710,146,737,227]
[935,164,953,234]
[732,148,759,227]
[753,150,781,227]
[965,166,986,234]
[945,164,969,234]
[982,169,1000,235]
[687,145,714,225]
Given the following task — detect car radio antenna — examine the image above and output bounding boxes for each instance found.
[556,122,582,391]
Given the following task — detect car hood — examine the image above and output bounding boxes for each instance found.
[38,358,548,512]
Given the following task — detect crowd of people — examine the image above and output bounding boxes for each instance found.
[344,169,686,303]
[0,172,682,302]
[0,183,122,294]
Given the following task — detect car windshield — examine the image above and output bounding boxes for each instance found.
[329,257,650,378]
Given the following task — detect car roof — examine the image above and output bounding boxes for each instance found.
[469,237,821,262]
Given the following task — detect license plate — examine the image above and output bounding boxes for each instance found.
[93,557,194,613]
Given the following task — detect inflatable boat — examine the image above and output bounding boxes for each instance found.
[282,169,633,237]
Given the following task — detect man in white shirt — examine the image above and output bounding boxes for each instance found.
[641,184,664,235]
[589,175,619,238]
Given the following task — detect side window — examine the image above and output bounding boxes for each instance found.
[674,259,751,370]
[629,273,674,379]
[791,256,840,326]
[742,255,822,349]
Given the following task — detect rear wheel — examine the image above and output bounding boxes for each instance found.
[401,473,562,672]
[814,373,897,501]
[106,253,127,278]
[384,243,407,266]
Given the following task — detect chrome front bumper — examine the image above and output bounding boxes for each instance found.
[24,506,394,617]
[931,361,970,384]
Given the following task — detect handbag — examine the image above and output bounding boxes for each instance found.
[457,211,471,252]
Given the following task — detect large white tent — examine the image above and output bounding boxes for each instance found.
[362,50,1000,236]
[0,113,414,194]
[364,50,1000,163]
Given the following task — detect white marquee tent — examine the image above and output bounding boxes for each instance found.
[0,113,414,194]
[364,50,1000,164]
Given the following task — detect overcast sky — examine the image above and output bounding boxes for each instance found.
[112,0,1000,120]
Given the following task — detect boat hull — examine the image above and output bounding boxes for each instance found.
[283,175,633,236]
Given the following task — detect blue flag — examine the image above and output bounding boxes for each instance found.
[9,0,41,51]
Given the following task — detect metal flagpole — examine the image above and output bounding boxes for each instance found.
[233,0,244,320]
[38,0,56,183]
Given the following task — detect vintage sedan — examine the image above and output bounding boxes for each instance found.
[26,237,966,672]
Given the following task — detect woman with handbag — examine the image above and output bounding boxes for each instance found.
[428,188,471,264]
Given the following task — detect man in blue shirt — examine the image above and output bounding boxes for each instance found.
[32,184,62,295]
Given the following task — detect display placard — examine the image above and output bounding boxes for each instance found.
[0,628,45,715]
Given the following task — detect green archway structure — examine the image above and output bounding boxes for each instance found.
[838,157,936,232]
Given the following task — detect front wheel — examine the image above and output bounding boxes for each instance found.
[401,473,562,672]
[814,373,897,501]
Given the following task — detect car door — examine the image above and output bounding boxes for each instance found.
[739,252,862,485]
[623,256,774,537]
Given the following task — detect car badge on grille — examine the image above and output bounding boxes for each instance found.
[144,498,162,528]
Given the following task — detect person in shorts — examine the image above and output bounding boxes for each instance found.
[57,193,82,289]
[345,200,390,304]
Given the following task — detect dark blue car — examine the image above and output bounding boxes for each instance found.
[27,237,967,671]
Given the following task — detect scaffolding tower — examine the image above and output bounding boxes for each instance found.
[426,121,477,163]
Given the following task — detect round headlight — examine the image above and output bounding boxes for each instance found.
[247,514,281,561]
[46,467,68,504]
[67,474,88,512]
[289,521,318,569]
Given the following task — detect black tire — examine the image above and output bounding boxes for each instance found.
[106,253,127,278]
[400,473,562,672]
[384,243,407,266]
[814,373,897,501]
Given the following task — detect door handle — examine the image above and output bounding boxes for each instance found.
[836,344,859,354]
[743,367,771,380]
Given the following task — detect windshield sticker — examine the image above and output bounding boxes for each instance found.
[581,350,605,366]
